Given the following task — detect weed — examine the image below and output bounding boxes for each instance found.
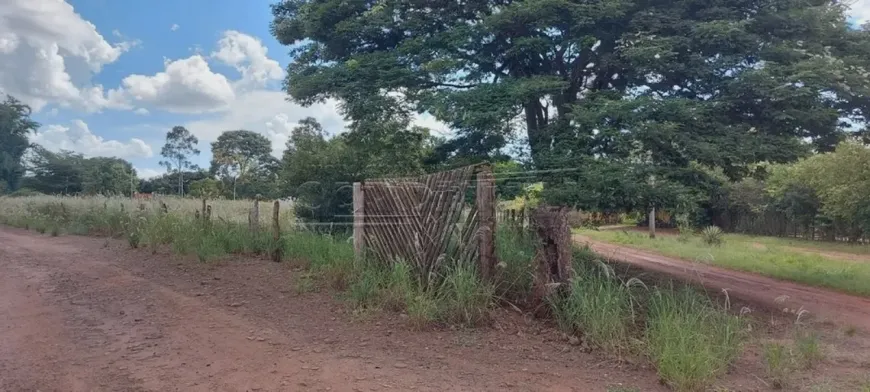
[494,226,535,302]
[646,286,745,392]
[762,342,795,389]
[437,262,493,327]
[794,329,824,368]
[406,292,440,330]
[701,226,724,246]
[293,272,317,294]
[382,261,416,311]
[348,263,386,309]
[549,268,636,354]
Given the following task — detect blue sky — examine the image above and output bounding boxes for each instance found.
[0,0,376,178]
[1,0,868,179]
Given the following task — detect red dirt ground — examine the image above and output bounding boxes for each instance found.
[4,226,870,391]
[574,234,870,329]
[0,226,666,392]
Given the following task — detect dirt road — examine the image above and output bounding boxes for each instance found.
[574,234,870,328]
[0,227,667,392]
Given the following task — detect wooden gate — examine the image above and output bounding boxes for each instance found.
[353,164,496,281]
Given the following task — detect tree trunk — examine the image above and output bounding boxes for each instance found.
[524,101,548,168]
[649,206,656,239]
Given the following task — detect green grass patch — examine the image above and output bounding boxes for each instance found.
[578,229,870,296]
[646,286,746,392]
[762,342,795,389]
[549,265,637,354]
[494,226,536,303]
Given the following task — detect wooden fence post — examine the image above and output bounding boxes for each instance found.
[250,199,260,233]
[476,166,496,280]
[272,200,282,262]
[353,182,365,262]
[531,206,572,316]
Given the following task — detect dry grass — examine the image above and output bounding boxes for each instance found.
[0,194,295,227]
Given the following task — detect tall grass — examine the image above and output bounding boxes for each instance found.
[645,286,746,392]
[549,264,637,354]
[0,195,296,262]
[495,226,536,303]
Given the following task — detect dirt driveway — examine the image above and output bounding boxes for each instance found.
[0,227,666,392]
[574,234,870,329]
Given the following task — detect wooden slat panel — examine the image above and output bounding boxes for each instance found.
[360,164,489,283]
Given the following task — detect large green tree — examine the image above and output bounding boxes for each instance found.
[279,117,434,226]
[270,0,870,212]
[83,157,136,196]
[25,147,136,196]
[160,126,200,197]
[0,95,39,192]
[25,147,86,194]
[210,130,274,199]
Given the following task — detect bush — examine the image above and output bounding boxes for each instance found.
[701,226,724,246]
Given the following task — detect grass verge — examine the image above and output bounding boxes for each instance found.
[577,229,870,296]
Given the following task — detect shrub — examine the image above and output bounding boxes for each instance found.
[701,226,724,246]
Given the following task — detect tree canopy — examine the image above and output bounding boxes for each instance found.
[210,130,276,199]
[0,95,39,192]
[270,0,870,212]
[24,147,136,196]
[160,126,200,197]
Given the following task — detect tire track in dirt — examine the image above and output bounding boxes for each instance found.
[0,227,670,392]
[574,234,870,329]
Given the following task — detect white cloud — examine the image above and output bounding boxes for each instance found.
[850,0,870,24]
[212,30,284,89]
[184,90,348,156]
[0,0,135,112]
[136,167,164,179]
[31,119,153,159]
[134,108,149,115]
[117,55,235,113]
[170,24,180,32]
[413,113,452,137]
